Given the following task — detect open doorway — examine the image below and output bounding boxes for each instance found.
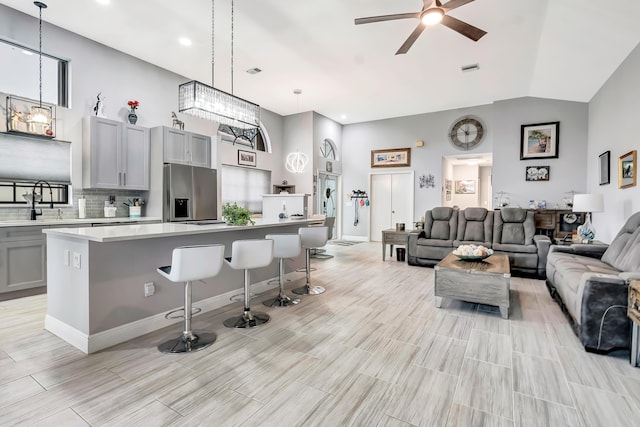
[442,153,493,209]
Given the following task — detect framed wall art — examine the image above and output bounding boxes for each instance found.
[520,121,559,160]
[525,165,550,181]
[599,150,610,185]
[238,150,256,167]
[619,150,637,189]
[371,147,411,168]
[455,180,476,194]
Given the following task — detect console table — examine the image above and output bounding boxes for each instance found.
[629,280,640,367]
[533,209,585,239]
[381,229,409,261]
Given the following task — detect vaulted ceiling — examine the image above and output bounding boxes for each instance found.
[4,0,640,124]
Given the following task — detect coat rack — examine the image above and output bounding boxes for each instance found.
[347,189,369,226]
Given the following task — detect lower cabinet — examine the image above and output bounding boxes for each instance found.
[0,226,47,293]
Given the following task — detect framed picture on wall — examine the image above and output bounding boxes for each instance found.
[520,121,559,160]
[599,150,610,185]
[619,150,637,189]
[455,180,476,194]
[238,150,256,167]
[371,147,411,168]
[525,165,550,181]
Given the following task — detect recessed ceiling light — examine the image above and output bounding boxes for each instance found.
[246,67,262,75]
[341,114,347,120]
[96,0,110,5]
[22,50,34,55]
[178,37,192,46]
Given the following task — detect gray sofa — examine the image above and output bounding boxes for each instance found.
[546,211,640,352]
[408,207,551,278]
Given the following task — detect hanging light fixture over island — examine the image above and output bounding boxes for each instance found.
[178,0,260,129]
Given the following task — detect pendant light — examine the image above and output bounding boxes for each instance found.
[178,0,260,129]
[285,89,309,174]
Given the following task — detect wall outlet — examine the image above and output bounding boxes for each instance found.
[64,250,70,266]
[144,282,155,297]
[72,252,81,269]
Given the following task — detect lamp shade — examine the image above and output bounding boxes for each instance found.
[572,194,604,213]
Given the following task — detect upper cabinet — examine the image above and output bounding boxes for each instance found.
[82,116,150,190]
[153,127,212,168]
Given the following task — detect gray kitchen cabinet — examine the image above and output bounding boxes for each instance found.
[154,126,211,168]
[83,116,150,190]
[0,226,47,293]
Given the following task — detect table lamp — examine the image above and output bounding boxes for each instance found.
[573,194,604,242]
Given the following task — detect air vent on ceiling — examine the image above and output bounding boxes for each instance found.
[461,63,480,72]
[246,67,262,75]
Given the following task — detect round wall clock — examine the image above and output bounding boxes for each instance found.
[448,116,485,150]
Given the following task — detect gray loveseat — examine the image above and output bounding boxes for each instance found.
[407,207,551,278]
[546,211,640,352]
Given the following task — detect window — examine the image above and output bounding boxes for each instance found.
[219,124,270,152]
[221,166,270,214]
[320,138,336,160]
[0,38,69,107]
[0,180,68,205]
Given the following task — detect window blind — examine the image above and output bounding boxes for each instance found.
[0,133,71,183]
[221,165,270,213]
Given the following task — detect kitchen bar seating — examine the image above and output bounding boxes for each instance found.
[156,244,225,353]
[293,226,329,295]
[263,234,302,307]
[223,239,274,328]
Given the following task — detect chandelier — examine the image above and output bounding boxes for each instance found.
[178,0,260,129]
[285,89,308,173]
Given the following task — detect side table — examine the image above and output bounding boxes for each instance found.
[629,280,640,367]
[381,229,410,261]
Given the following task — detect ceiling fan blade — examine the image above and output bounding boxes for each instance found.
[441,0,475,11]
[441,15,487,41]
[355,12,420,25]
[395,23,427,55]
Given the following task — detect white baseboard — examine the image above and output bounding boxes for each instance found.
[340,235,369,242]
[45,271,304,354]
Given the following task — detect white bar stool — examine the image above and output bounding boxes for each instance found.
[223,239,274,328]
[263,234,302,307]
[156,244,225,353]
[292,226,328,295]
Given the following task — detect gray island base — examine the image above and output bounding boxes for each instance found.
[43,219,317,353]
[434,252,511,319]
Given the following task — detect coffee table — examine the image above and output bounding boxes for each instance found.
[434,252,511,318]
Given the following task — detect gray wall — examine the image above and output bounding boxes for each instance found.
[588,42,640,242]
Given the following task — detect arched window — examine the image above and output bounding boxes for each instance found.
[218,123,271,153]
[320,138,336,160]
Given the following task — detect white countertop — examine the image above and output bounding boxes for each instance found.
[0,216,162,228]
[43,218,317,242]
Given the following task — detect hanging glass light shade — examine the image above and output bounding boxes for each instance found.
[285,151,309,173]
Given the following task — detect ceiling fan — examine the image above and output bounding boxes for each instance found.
[354,0,487,55]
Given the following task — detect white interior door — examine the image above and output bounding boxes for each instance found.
[370,171,414,242]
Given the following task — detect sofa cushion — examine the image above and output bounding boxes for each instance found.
[492,243,537,254]
[424,207,458,241]
[455,207,493,246]
[601,211,640,272]
[493,208,535,246]
[417,238,454,248]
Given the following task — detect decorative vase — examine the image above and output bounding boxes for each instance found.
[127,110,138,125]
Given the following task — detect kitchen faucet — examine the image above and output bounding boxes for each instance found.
[30,180,54,220]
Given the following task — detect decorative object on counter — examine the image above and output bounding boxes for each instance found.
[520,121,559,160]
[529,200,547,209]
[495,191,510,208]
[238,149,256,167]
[525,165,550,181]
[562,190,577,209]
[222,202,254,226]
[78,197,86,219]
[93,92,105,117]
[454,179,475,194]
[178,0,260,129]
[419,173,435,189]
[127,100,139,124]
[371,147,411,168]
[619,150,637,189]
[573,193,604,242]
[599,150,610,185]
[171,111,184,130]
[452,244,494,261]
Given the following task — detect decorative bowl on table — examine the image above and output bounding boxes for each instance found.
[452,244,493,261]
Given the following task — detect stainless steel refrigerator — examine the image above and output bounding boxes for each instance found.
[163,163,218,223]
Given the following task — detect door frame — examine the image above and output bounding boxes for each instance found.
[368,170,415,241]
[317,170,342,240]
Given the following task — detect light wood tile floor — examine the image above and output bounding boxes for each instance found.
[1,242,640,426]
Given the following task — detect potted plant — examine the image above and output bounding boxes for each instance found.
[222,202,255,226]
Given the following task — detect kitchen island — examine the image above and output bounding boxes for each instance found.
[43,218,317,353]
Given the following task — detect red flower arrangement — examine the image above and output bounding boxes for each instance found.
[127,100,139,112]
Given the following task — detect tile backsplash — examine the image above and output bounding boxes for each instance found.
[0,188,148,221]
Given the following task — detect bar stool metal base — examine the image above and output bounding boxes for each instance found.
[292,284,326,295]
[157,331,216,354]
[263,294,300,307]
[223,310,270,328]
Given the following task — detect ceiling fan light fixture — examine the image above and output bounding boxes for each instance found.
[421,8,444,26]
